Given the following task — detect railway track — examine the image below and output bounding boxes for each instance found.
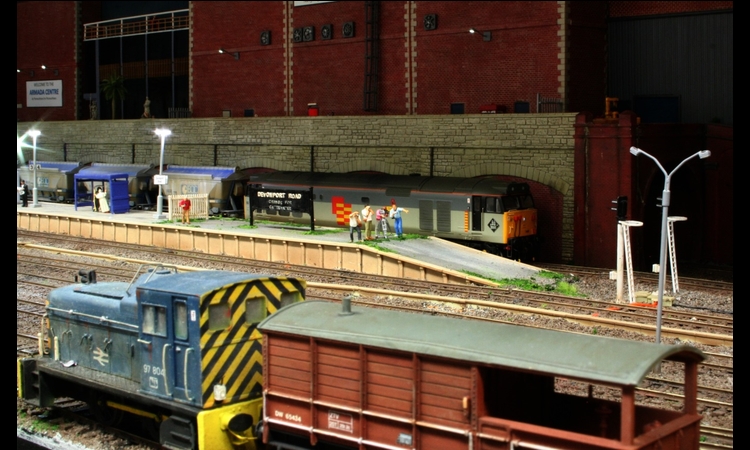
[18,247,733,395]
[18,235,733,346]
[537,262,733,296]
[17,236,732,448]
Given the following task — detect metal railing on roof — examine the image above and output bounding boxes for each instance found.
[84,9,189,41]
[537,93,564,113]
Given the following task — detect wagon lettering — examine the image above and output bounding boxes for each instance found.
[272,410,302,422]
[327,410,353,433]
[284,413,302,422]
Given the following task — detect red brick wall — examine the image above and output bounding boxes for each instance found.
[414,2,561,114]
[19,2,615,120]
[573,112,637,268]
[285,1,367,116]
[609,1,733,18]
[190,1,568,117]
[376,2,411,115]
[191,2,289,118]
[567,2,608,116]
[573,116,730,270]
[703,124,732,266]
[17,1,79,122]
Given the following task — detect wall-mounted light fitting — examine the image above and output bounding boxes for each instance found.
[40,65,59,76]
[469,27,491,41]
[218,48,239,60]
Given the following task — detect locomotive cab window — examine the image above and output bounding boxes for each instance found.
[245,296,266,324]
[142,304,167,337]
[485,197,501,213]
[502,196,520,211]
[280,291,303,309]
[174,301,188,341]
[209,302,230,331]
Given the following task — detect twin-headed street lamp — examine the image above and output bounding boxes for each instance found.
[629,146,711,344]
[154,128,172,220]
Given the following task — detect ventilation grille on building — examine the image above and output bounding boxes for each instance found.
[343,22,355,38]
[321,24,332,40]
[424,14,437,31]
[303,26,314,42]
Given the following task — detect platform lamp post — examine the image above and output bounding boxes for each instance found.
[17,136,23,205]
[28,129,41,207]
[154,128,172,220]
[629,146,711,345]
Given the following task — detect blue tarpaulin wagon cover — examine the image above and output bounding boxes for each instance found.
[74,172,130,214]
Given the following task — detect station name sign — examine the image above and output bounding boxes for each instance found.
[252,188,312,213]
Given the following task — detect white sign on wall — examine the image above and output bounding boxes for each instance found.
[294,1,334,6]
[26,80,63,107]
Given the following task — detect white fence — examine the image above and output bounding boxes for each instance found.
[167,193,209,221]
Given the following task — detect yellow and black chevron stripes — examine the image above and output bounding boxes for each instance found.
[201,339,263,408]
[196,277,305,409]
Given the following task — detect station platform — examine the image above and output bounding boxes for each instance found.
[17,201,541,281]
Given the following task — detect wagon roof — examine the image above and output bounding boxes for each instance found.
[78,163,153,177]
[163,165,238,179]
[28,161,87,173]
[139,270,304,297]
[249,172,519,195]
[258,301,705,387]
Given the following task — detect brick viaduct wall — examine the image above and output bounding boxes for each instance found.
[18,113,577,261]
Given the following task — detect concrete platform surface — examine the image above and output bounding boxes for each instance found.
[18,202,541,280]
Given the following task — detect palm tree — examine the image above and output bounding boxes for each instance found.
[100,73,127,119]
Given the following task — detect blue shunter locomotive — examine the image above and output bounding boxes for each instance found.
[18,266,306,450]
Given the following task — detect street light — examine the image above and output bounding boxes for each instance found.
[154,128,172,220]
[629,146,711,344]
[28,129,41,207]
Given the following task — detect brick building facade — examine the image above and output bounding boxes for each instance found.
[17,2,732,270]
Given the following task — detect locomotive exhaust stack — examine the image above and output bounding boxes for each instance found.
[77,269,97,284]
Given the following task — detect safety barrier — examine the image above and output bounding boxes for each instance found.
[536,93,563,113]
[168,194,208,222]
[168,107,192,118]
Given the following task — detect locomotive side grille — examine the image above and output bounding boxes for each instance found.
[418,200,434,231]
[436,201,452,232]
